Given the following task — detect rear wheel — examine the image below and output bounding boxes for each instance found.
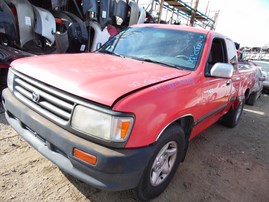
[262,89,269,94]
[246,92,258,106]
[220,99,244,128]
[134,125,185,201]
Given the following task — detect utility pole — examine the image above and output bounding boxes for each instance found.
[149,0,155,13]
[190,0,199,27]
[158,0,165,23]
[165,8,169,22]
[211,10,219,30]
[171,8,175,24]
[205,0,210,15]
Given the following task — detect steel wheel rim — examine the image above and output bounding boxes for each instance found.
[150,141,178,186]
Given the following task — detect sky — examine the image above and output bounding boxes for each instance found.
[139,0,269,47]
[207,0,269,47]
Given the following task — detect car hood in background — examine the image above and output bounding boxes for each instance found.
[0,45,33,65]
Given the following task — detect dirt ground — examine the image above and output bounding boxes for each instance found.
[0,94,268,202]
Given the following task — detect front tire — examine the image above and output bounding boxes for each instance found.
[134,125,185,201]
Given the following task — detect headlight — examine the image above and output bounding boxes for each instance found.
[71,105,134,142]
[7,69,14,92]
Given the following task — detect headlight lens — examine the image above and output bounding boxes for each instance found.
[7,69,14,92]
[71,105,134,142]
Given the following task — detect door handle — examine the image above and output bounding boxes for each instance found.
[226,80,231,86]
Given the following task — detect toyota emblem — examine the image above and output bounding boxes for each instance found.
[32,92,40,103]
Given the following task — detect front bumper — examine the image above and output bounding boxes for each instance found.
[2,89,153,191]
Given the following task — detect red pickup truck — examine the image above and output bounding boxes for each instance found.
[2,24,256,200]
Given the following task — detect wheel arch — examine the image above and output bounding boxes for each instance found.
[156,115,194,161]
[156,115,194,140]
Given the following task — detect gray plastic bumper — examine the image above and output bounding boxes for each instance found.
[2,89,153,191]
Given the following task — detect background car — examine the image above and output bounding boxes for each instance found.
[0,45,33,91]
[251,60,269,94]
[239,61,265,105]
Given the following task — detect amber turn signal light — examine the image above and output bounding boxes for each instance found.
[73,148,97,165]
[120,121,131,139]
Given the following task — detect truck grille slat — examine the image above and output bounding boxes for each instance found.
[14,91,68,125]
[13,71,76,125]
[15,86,32,99]
[15,78,73,111]
[38,101,70,120]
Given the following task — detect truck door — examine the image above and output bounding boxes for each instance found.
[201,38,232,116]
[226,39,241,98]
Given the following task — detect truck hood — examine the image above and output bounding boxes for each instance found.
[11,53,190,106]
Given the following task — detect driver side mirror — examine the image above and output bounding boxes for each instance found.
[210,63,233,79]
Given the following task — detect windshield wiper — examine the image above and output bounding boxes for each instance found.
[99,50,125,58]
[131,57,183,70]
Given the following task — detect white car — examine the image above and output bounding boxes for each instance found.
[251,60,269,93]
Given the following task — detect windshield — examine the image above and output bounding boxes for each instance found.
[99,27,206,70]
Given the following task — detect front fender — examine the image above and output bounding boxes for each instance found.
[113,75,199,148]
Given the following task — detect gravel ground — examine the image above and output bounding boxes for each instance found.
[0,94,268,202]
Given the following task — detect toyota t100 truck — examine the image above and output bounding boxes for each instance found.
[2,24,256,201]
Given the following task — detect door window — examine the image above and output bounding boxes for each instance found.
[205,38,228,76]
[226,39,238,70]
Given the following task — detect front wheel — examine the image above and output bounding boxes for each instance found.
[134,125,185,201]
[220,99,244,128]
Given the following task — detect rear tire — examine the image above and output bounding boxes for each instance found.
[262,89,269,94]
[220,99,244,128]
[245,92,257,106]
[134,125,185,201]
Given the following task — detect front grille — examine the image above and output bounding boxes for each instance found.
[13,71,75,125]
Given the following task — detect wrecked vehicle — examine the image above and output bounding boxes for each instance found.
[0,45,32,86]
[239,61,265,105]
[2,24,256,200]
